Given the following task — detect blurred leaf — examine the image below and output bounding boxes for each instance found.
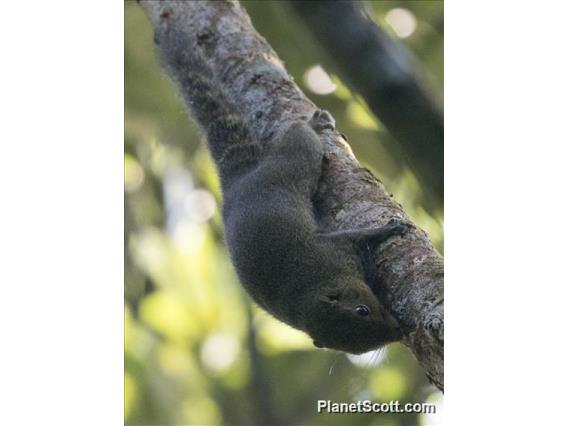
[346,99,382,131]
[140,290,199,343]
[370,367,407,401]
[124,372,137,420]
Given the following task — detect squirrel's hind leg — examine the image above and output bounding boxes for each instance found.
[218,143,261,182]
[309,109,335,133]
[207,114,253,162]
[207,114,261,182]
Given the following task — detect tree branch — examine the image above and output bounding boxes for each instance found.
[290,0,444,208]
[139,0,444,391]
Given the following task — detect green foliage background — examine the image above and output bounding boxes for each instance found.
[125,1,443,425]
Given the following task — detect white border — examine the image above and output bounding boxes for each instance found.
[0,1,123,424]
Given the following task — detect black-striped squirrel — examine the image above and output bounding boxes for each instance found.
[157,29,412,353]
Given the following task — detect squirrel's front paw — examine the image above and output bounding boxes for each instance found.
[383,218,415,237]
[309,109,335,133]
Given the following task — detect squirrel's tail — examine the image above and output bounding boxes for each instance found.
[156,29,255,171]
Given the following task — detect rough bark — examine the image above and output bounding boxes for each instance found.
[290,0,444,209]
[139,0,444,391]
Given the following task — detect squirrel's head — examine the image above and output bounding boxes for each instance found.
[306,280,402,354]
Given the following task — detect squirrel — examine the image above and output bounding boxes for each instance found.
[157,29,412,354]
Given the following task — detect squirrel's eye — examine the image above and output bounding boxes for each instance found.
[355,305,370,316]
